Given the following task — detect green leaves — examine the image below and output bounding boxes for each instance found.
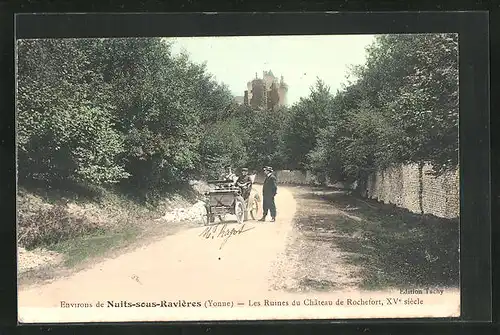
[17,38,232,199]
[283,79,334,170]
[199,118,249,178]
[241,106,291,170]
[16,36,247,200]
[291,34,458,184]
[17,34,458,199]
[17,39,127,184]
[376,34,459,173]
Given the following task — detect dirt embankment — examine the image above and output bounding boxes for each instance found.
[17,181,211,279]
[18,247,64,274]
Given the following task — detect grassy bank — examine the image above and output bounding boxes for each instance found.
[292,186,459,291]
[17,181,201,282]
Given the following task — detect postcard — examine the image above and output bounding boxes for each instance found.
[16,31,460,323]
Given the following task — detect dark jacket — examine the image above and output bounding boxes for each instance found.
[237,175,253,195]
[263,173,277,197]
[237,175,252,186]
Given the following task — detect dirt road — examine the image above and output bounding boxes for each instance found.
[18,185,297,307]
[18,185,459,322]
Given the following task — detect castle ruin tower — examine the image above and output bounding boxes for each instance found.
[243,71,289,110]
[263,70,277,90]
[278,75,288,106]
[250,78,266,109]
[268,81,280,110]
[244,80,253,105]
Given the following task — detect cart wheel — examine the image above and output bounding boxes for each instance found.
[249,195,259,220]
[243,200,249,222]
[234,196,245,224]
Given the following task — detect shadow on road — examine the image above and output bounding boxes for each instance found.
[292,187,459,291]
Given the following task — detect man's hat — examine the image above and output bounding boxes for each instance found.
[241,167,248,171]
[263,166,273,172]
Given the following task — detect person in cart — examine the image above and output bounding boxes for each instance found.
[218,166,237,189]
[236,167,253,201]
[224,166,237,182]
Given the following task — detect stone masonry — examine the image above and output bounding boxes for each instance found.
[365,163,459,219]
[255,165,460,219]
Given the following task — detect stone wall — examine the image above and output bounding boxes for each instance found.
[254,170,349,188]
[365,163,460,219]
[254,170,317,185]
[255,165,459,219]
[276,170,316,184]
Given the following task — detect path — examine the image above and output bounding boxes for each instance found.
[268,186,364,292]
[18,185,297,320]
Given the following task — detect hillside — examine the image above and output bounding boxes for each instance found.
[17,182,209,282]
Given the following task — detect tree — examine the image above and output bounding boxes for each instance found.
[351,34,459,174]
[199,118,249,178]
[16,39,128,185]
[283,78,334,170]
[311,34,458,185]
[305,33,458,195]
[243,107,291,170]
[16,37,241,201]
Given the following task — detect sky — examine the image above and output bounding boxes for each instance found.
[165,35,376,106]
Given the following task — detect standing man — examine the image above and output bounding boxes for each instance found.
[259,166,277,222]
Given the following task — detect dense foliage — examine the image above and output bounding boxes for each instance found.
[17,34,458,200]
[308,34,459,184]
[17,38,239,201]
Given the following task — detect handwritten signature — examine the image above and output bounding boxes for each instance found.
[199,223,255,249]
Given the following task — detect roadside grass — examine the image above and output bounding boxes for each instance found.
[48,225,140,268]
[295,187,459,291]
